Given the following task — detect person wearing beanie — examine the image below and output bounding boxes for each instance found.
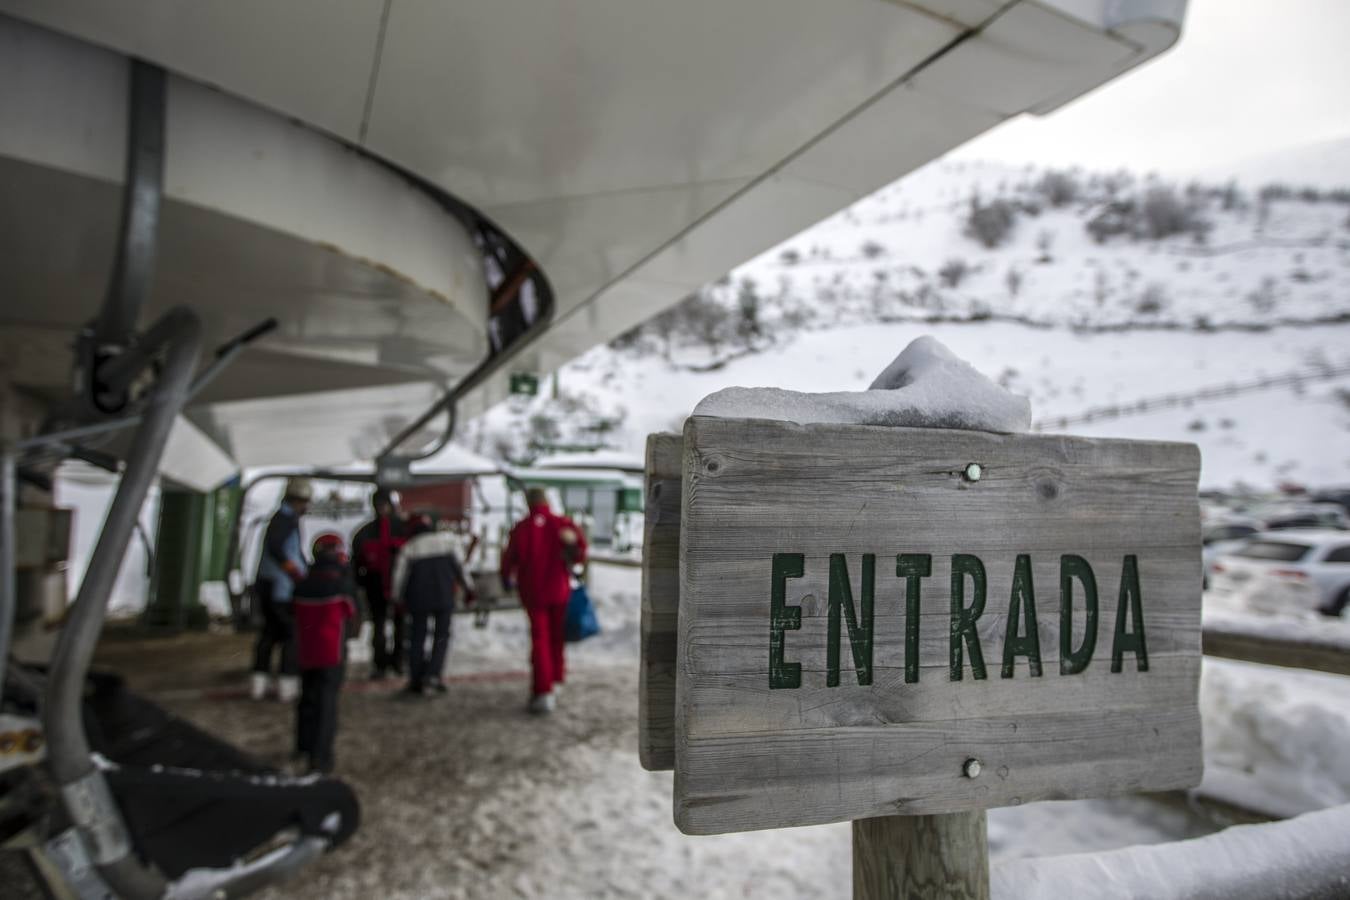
[292,533,359,773]
[500,487,588,714]
[351,488,410,680]
[251,476,313,702]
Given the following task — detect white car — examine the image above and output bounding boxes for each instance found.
[1201,520,1263,586]
[1263,505,1350,532]
[1209,531,1350,616]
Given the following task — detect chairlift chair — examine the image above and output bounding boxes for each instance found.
[0,61,360,900]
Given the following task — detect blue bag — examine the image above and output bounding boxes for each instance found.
[564,582,600,642]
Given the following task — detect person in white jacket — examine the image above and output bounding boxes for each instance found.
[391,516,475,696]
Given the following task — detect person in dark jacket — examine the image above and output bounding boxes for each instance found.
[292,533,359,774]
[391,516,475,697]
[500,488,588,714]
[351,488,409,680]
[251,477,313,702]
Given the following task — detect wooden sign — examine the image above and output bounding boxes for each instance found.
[673,416,1203,835]
[639,433,683,771]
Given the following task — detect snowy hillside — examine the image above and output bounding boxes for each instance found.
[466,159,1350,490]
[740,159,1350,331]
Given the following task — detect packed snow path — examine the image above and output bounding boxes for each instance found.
[76,566,1208,900]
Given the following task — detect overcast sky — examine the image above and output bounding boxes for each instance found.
[948,0,1350,179]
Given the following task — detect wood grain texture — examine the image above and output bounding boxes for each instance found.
[674,417,1203,835]
[854,813,989,900]
[639,433,683,771]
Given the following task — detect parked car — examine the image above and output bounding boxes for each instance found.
[1262,504,1349,532]
[1201,520,1262,588]
[1311,487,1350,516]
[1208,531,1350,616]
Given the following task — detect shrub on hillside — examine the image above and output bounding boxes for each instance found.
[1093,269,1110,306]
[736,278,763,347]
[1085,186,1211,244]
[678,290,731,355]
[608,324,644,352]
[1036,170,1081,208]
[1258,183,1293,203]
[1134,283,1169,316]
[1141,186,1211,241]
[647,305,682,360]
[938,258,970,289]
[1086,199,1137,243]
[1247,276,1280,314]
[963,196,1017,249]
[1101,170,1134,198]
[1036,230,1055,263]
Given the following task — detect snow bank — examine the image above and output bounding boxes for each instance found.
[1203,605,1350,660]
[1200,658,1350,816]
[992,802,1350,900]
[692,335,1031,433]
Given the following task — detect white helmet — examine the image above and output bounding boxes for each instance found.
[283,476,314,502]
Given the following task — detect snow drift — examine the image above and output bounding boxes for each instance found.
[993,802,1350,900]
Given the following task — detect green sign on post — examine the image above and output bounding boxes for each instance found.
[510,372,539,396]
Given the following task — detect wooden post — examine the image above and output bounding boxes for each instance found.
[853,812,989,900]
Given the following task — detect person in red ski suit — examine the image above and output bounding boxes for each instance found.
[500,487,587,714]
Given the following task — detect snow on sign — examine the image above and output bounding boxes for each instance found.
[672,416,1203,835]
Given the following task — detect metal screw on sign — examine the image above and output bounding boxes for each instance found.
[963,758,983,778]
[963,463,982,483]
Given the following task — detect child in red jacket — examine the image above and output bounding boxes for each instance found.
[292,533,358,773]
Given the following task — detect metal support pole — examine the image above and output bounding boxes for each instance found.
[21,316,279,456]
[92,61,166,352]
[853,812,989,900]
[44,307,202,900]
[0,446,16,700]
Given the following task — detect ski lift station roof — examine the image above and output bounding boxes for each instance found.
[509,466,645,493]
[1,1,1188,485]
[530,451,647,475]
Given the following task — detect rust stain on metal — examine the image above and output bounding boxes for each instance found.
[313,241,454,305]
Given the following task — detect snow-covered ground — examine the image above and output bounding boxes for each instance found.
[1202,657,1350,815]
